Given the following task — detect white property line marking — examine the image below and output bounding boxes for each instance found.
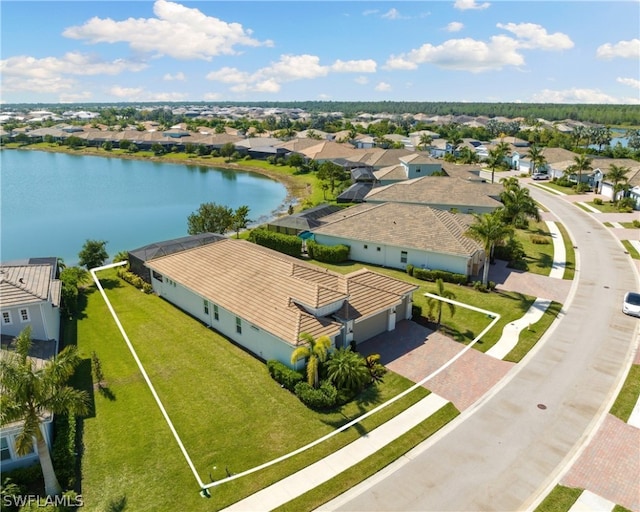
[91,263,206,489]
[92,264,500,494]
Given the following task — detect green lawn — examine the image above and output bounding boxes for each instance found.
[533,182,575,195]
[622,240,640,259]
[68,269,437,511]
[620,221,640,229]
[610,365,640,422]
[308,260,540,353]
[586,201,624,213]
[534,485,582,512]
[517,221,556,276]
[556,223,576,280]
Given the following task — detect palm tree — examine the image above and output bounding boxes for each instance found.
[0,327,89,497]
[418,133,433,151]
[486,146,506,184]
[500,182,541,229]
[426,279,456,330]
[465,211,514,287]
[570,154,593,191]
[325,348,370,392]
[290,333,332,388]
[605,164,630,203]
[527,144,547,176]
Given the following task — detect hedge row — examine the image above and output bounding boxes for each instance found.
[294,381,338,410]
[51,413,77,488]
[266,360,304,391]
[407,265,468,285]
[249,229,302,257]
[307,240,350,263]
[117,267,153,293]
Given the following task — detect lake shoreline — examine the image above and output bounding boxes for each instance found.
[3,144,311,213]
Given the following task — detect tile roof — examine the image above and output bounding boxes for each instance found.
[312,202,483,257]
[364,176,503,209]
[0,264,60,308]
[146,240,415,346]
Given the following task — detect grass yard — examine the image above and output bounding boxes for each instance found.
[534,485,582,512]
[586,201,623,213]
[309,260,539,353]
[609,365,640,422]
[533,182,574,195]
[620,221,640,229]
[622,240,640,259]
[556,223,576,280]
[516,221,556,276]
[68,269,435,511]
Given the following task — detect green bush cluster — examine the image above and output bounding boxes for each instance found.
[306,240,350,263]
[632,219,640,228]
[293,381,338,410]
[617,197,635,212]
[473,280,496,293]
[593,197,603,205]
[266,360,304,391]
[530,235,550,244]
[554,176,573,187]
[116,268,153,293]
[406,264,414,276]
[411,304,422,318]
[412,268,468,285]
[249,228,302,257]
[51,413,77,488]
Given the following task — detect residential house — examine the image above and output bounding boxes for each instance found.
[145,239,417,361]
[364,176,504,214]
[518,147,578,177]
[265,204,343,235]
[311,202,484,277]
[373,154,442,185]
[0,258,61,471]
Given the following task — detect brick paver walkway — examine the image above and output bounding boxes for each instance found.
[359,321,514,411]
[561,414,640,512]
[489,260,572,304]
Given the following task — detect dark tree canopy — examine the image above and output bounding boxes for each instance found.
[78,239,109,270]
[187,202,234,235]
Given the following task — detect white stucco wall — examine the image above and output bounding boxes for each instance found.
[313,234,471,275]
[1,301,58,342]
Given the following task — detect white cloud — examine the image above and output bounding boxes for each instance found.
[385,35,523,72]
[207,53,372,94]
[203,92,222,101]
[354,76,369,85]
[454,0,490,11]
[205,67,250,84]
[59,91,93,103]
[144,91,189,101]
[531,87,636,104]
[362,9,379,16]
[381,8,407,20]
[331,59,377,73]
[596,38,640,60]
[446,22,464,33]
[617,77,640,89]
[63,0,272,61]
[496,23,573,50]
[375,82,391,92]
[109,85,145,98]
[163,72,185,81]
[385,23,572,73]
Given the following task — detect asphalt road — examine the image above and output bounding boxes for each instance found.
[324,188,640,512]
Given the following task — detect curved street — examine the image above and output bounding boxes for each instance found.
[324,187,640,511]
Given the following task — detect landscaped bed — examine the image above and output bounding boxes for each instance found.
[69,269,441,511]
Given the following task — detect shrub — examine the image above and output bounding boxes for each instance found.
[633,219,640,228]
[555,177,573,187]
[117,268,148,291]
[294,381,338,410]
[593,198,603,205]
[530,235,550,245]
[306,240,350,263]
[405,264,414,276]
[473,280,489,293]
[51,413,77,488]
[249,228,302,257]
[142,282,153,294]
[488,281,496,291]
[617,197,635,212]
[412,268,467,285]
[266,360,304,391]
[411,304,423,318]
[575,182,591,193]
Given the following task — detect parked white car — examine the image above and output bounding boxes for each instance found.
[623,292,640,317]
[532,173,550,180]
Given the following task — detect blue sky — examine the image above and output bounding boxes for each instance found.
[1,0,639,104]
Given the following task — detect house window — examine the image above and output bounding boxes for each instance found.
[364,244,368,249]
[416,168,421,173]
[377,247,381,252]
[203,300,209,315]
[152,271,163,281]
[401,251,408,263]
[213,304,219,321]
[2,312,11,325]
[0,437,11,461]
[19,308,29,323]
[236,317,242,334]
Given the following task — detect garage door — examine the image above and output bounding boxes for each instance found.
[353,311,388,344]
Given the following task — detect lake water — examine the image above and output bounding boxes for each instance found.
[1,150,288,266]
